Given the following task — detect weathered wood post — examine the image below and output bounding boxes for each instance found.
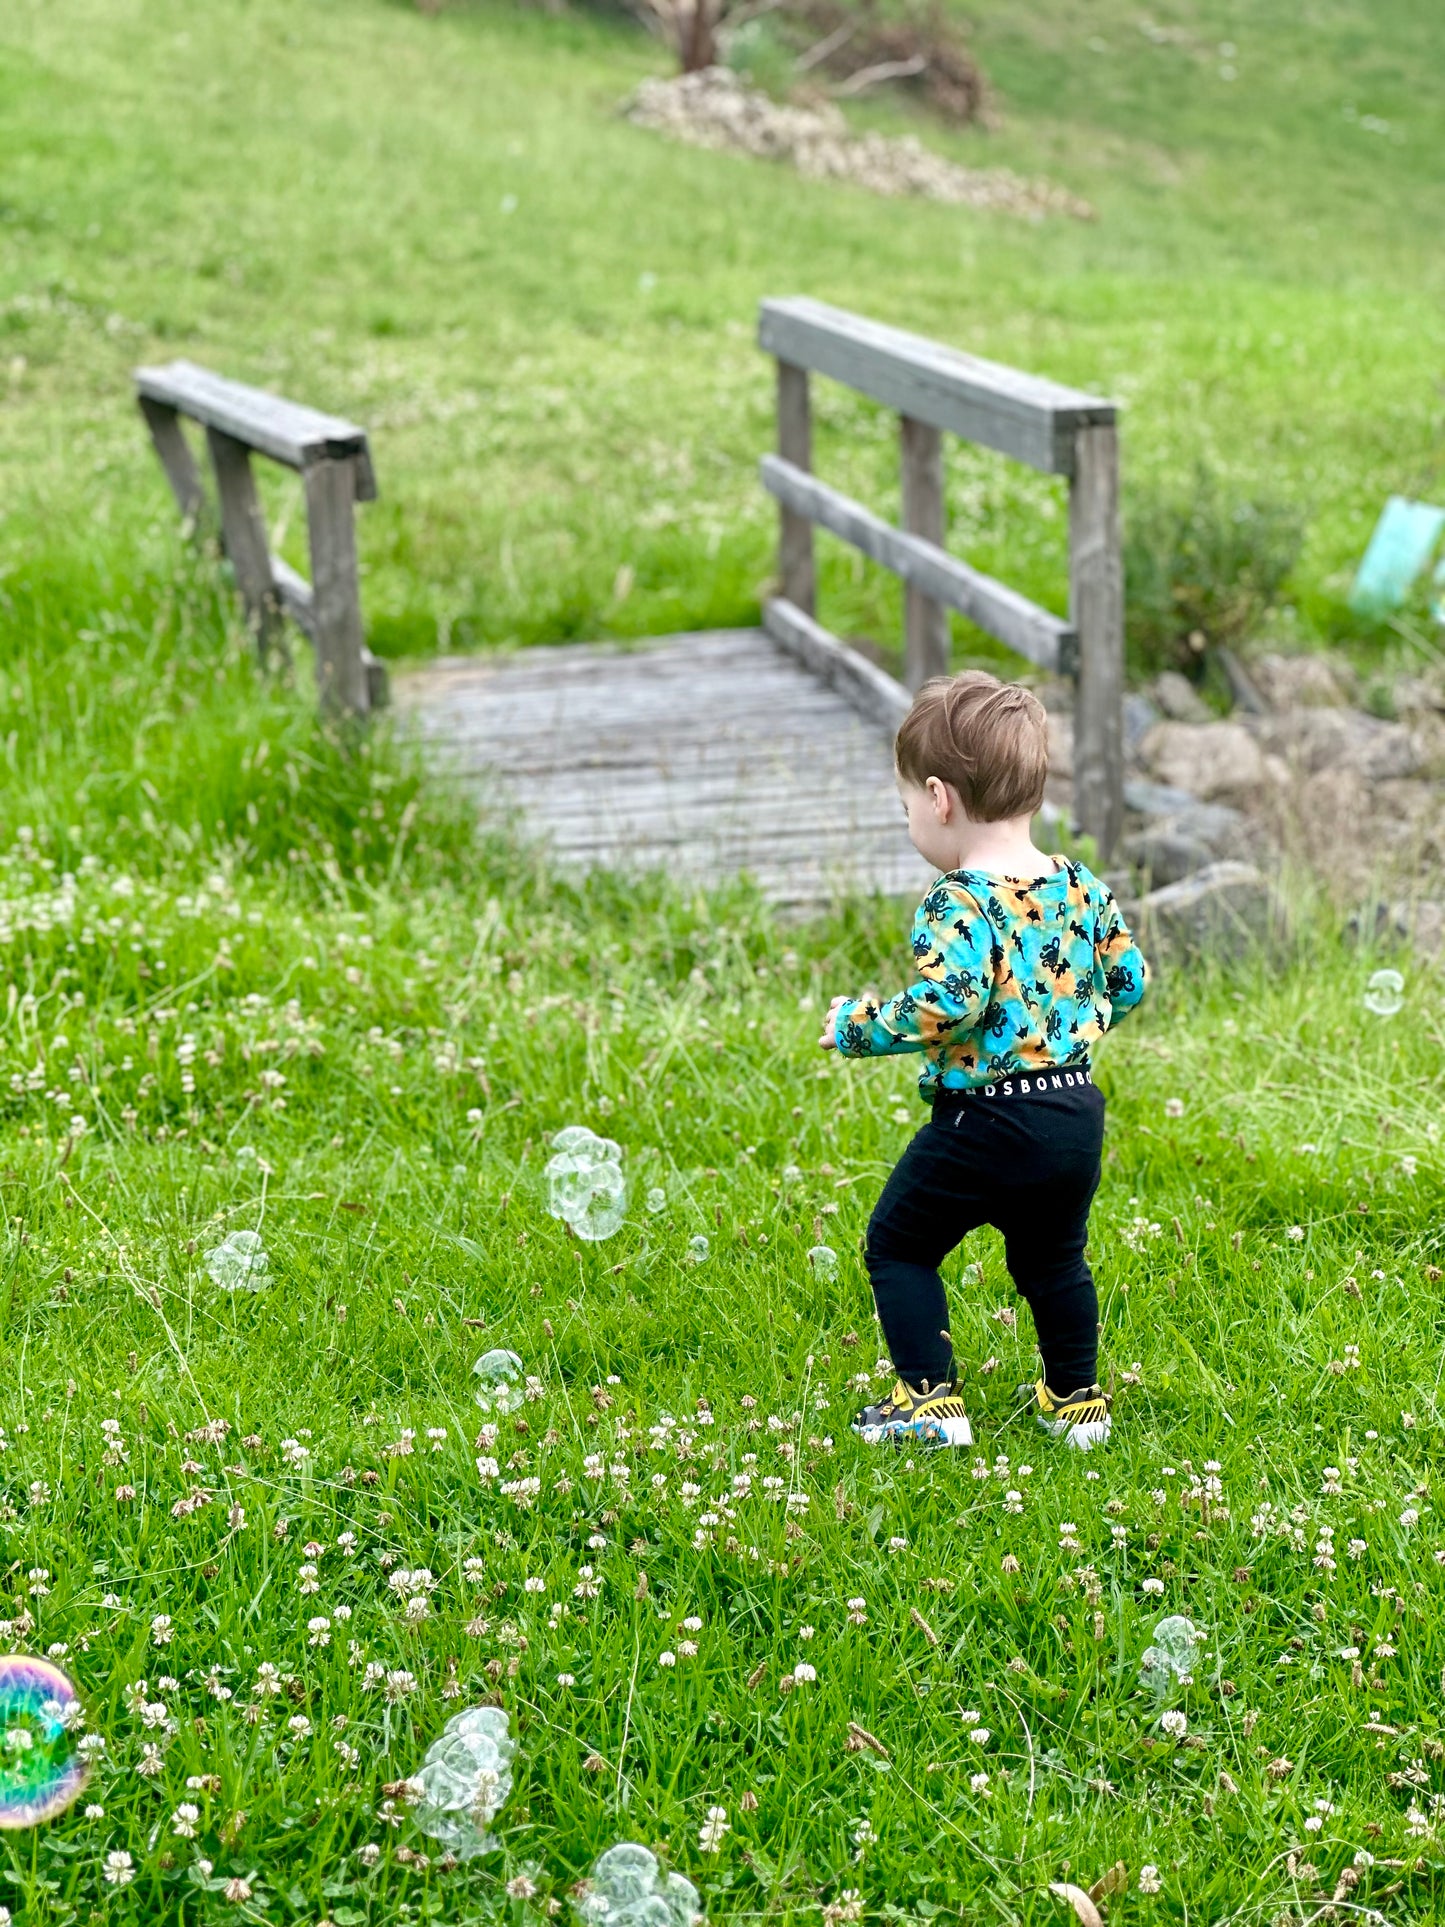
[205,427,284,660]
[1068,422,1124,860]
[899,416,949,689]
[304,457,371,717]
[138,398,207,523]
[776,360,815,616]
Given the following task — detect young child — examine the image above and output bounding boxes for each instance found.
[821,670,1147,1451]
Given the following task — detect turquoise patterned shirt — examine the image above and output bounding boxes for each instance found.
[834,859,1148,1096]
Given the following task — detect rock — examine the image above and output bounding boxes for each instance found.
[1121,825,1219,887]
[1045,710,1073,779]
[1250,651,1353,710]
[1152,671,1212,723]
[1137,861,1286,961]
[1142,721,1267,804]
[1124,692,1161,757]
[1254,707,1420,781]
[1344,899,1445,960]
[1124,777,1203,817]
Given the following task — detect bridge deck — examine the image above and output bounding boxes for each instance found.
[391,627,930,908]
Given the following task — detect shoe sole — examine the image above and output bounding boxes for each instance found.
[852,1413,973,1448]
[1035,1415,1111,1451]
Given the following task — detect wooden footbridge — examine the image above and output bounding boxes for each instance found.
[137,299,1123,908]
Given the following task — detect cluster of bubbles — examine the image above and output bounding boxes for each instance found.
[645,1186,667,1215]
[687,1235,710,1265]
[473,1349,525,1415]
[806,1245,838,1277]
[1138,1614,1202,1697]
[409,1705,516,1860]
[1363,968,1405,1018]
[204,1229,270,1291]
[575,1843,703,1927]
[0,1658,88,1829]
[546,1127,627,1241]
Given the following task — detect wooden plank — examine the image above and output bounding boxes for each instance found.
[135,361,369,471]
[777,361,815,615]
[763,597,911,735]
[270,555,315,639]
[900,415,949,689]
[205,427,282,658]
[304,457,370,716]
[1069,423,1124,859]
[758,297,1115,477]
[138,396,207,522]
[760,457,1074,673]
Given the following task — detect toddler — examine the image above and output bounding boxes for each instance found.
[821,671,1147,1450]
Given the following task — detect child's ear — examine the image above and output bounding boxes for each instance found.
[926,776,952,822]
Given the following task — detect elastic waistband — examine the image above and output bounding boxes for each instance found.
[932,1063,1093,1106]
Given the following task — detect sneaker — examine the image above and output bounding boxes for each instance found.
[1018,1379,1112,1451]
[852,1378,972,1447]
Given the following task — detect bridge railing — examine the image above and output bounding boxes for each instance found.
[757,297,1123,856]
[135,360,386,717]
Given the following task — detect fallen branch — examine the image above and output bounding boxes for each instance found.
[830,53,926,97]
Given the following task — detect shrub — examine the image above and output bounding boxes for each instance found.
[1125,467,1304,675]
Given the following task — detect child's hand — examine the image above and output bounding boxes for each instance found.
[819,995,851,1052]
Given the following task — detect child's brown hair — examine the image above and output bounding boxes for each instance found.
[893,670,1049,822]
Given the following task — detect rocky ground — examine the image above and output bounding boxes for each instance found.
[624,68,1095,219]
[1039,653,1445,959]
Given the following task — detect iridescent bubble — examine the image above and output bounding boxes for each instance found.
[545,1127,627,1241]
[1363,968,1405,1018]
[687,1235,710,1265]
[472,1349,525,1415]
[645,1186,667,1215]
[575,1842,703,1927]
[1139,1614,1202,1699]
[409,1704,515,1861]
[807,1245,838,1277]
[204,1229,270,1291]
[0,1657,88,1829]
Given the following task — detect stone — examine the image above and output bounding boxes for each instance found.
[1137,861,1285,961]
[1250,652,1353,710]
[1344,899,1445,961]
[1121,825,1218,887]
[1254,707,1420,781]
[1142,721,1267,804]
[1123,692,1161,757]
[1152,670,1211,723]
[1124,777,1202,817]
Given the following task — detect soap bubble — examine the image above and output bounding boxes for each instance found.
[1139,1614,1202,1698]
[687,1236,710,1265]
[0,1657,89,1829]
[409,1704,516,1860]
[473,1349,525,1414]
[545,1127,627,1241]
[807,1245,838,1277]
[1363,968,1404,1018]
[204,1229,270,1290]
[575,1842,703,1927]
[645,1186,667,1215]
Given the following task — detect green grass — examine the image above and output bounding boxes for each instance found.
[2,539,1445,1923]
[3,0,1445,1919]
[1,0,1444,668]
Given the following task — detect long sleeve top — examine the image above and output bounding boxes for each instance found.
[834,858,1148,1096]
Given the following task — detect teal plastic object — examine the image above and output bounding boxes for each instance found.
[1349,496,1445,616]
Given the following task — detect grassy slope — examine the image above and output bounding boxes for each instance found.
[0,0,1443,662]
[1,1,1445,1921]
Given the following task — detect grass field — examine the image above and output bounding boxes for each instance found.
[1,0,1444,664]
[2,0,1445,1920]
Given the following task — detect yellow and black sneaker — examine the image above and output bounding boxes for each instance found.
[852,1378,972,1448]
[1017,1379,1112,1451]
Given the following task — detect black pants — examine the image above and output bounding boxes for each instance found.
[864,1069,1106,1396]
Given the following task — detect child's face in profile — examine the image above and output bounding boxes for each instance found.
[898,777,962,872]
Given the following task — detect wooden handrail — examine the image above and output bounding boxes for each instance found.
[757,298,1124,856]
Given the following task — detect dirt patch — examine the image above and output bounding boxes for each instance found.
[624,68,1094,219]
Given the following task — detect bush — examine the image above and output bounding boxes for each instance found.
[1125,467,1304,675]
